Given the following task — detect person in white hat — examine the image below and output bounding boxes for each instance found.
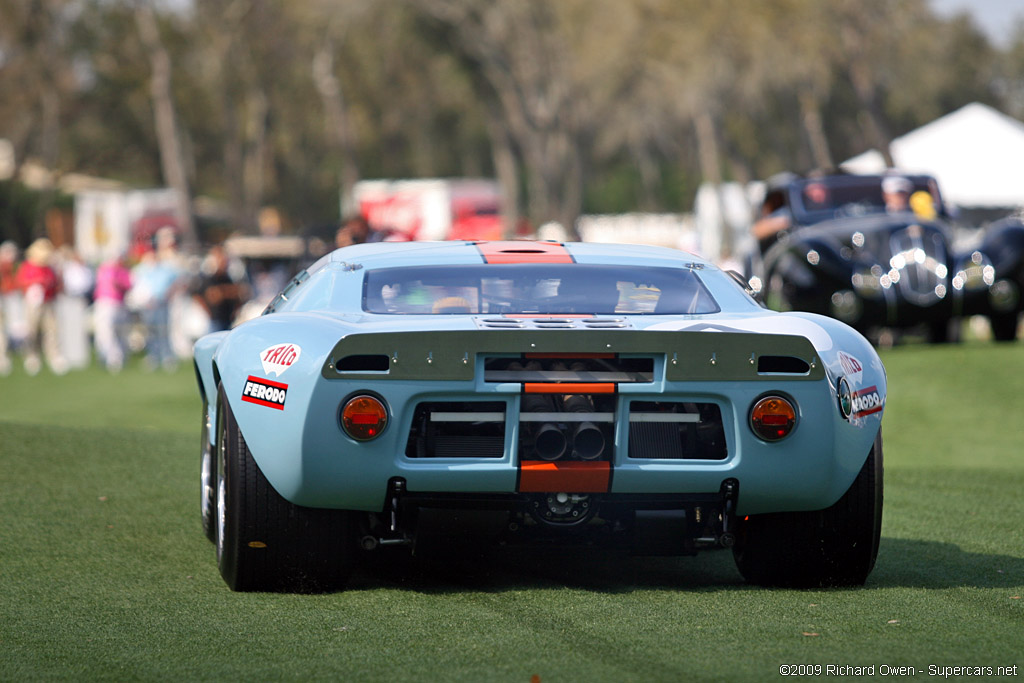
[881,176,913,213]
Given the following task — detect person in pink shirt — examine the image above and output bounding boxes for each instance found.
[16,238,66,375]
[93,252,133,372]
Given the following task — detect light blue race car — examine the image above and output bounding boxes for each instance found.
[193,240,885,591]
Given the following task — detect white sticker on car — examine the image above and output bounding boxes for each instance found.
[260,343,301,376]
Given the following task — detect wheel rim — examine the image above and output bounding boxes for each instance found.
[200,401,213,528]
[215,405,227,561]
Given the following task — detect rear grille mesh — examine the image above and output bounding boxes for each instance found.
[627,401,727,460]
[406,402,505,458]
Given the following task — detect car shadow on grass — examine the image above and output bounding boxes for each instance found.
[344,537,1024,594]
[870,537,1024,590]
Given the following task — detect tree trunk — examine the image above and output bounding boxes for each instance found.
[134,4,196,248]
[484,110,521,239]
[798,88,834,170]
[694,109,732,260]
[313,42,361,216]
[841,24,895,168]
[242,88,269,233]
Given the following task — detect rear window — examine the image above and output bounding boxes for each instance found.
[363,264,718,315]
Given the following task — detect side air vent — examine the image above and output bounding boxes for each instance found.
[757,355,810,375]
[336,354,390,372]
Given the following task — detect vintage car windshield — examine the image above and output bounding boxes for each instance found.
[363,263,719,315]
[792,177,938,224]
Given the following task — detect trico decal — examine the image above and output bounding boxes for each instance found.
[241,375,288,410]
[838,351,863,377]
[850,385,883,418]
[260,343,301,376]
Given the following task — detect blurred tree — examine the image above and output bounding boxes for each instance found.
[3,0,1019,243]
[134,2,196,246]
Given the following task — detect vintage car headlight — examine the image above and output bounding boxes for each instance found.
[749,395,797,442]
[340,395,389,441]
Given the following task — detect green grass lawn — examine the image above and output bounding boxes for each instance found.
[1,345,1022,682]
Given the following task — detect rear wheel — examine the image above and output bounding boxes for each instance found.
[732,431,883,588]
[214,385,357,592]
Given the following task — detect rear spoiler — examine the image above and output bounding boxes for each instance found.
[321,328,824,383]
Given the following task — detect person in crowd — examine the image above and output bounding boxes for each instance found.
[93,251,133,372]
[193,244,248,333]
[751,193,793,254]
[56,246,94,370]
[16,238,66,375]
[335,215,388,248]
[882,175,913,213]
[0,241,18,375]
[129,228,184,371]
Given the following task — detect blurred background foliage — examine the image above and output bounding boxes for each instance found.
[0,0,1022,239]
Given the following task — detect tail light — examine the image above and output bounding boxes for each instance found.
[341,395,388,441]
[750,395,797,442]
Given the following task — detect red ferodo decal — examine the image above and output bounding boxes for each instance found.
[241,375,288,410]
[850,385,883,418]
[476,241,574,264]
[260,343,301,376]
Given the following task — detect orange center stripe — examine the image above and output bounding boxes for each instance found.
[477,241,574,264]
[524,382,616,394]
[519,461,610,493]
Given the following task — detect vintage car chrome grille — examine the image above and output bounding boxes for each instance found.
[888,226,949,305]
[627,401,727,460]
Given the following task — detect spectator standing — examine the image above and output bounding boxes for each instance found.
[16,238,66,375]
[0,242,17,375]
[129,228,184,371]
[335,215,389,248]
[193,244,248,333]
[93,252,133,372]
[56,246,94,370]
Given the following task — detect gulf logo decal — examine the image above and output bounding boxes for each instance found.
[260,343,301,376]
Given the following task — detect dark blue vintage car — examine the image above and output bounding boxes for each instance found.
[747,172,1024,342]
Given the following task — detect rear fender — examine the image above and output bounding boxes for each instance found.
[211,313,356,502]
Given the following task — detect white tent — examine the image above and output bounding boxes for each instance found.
[841,102,1024,208]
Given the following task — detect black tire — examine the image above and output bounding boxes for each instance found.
[214,385,357,592]
[732,431,883,588]
[200,395,216,542]
[989,312,1019,342]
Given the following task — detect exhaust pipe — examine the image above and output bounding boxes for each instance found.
[534,423,568,461]
[572,422,605,460]
[562,389,606,460]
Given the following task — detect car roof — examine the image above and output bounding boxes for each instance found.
[326,240,716,270]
